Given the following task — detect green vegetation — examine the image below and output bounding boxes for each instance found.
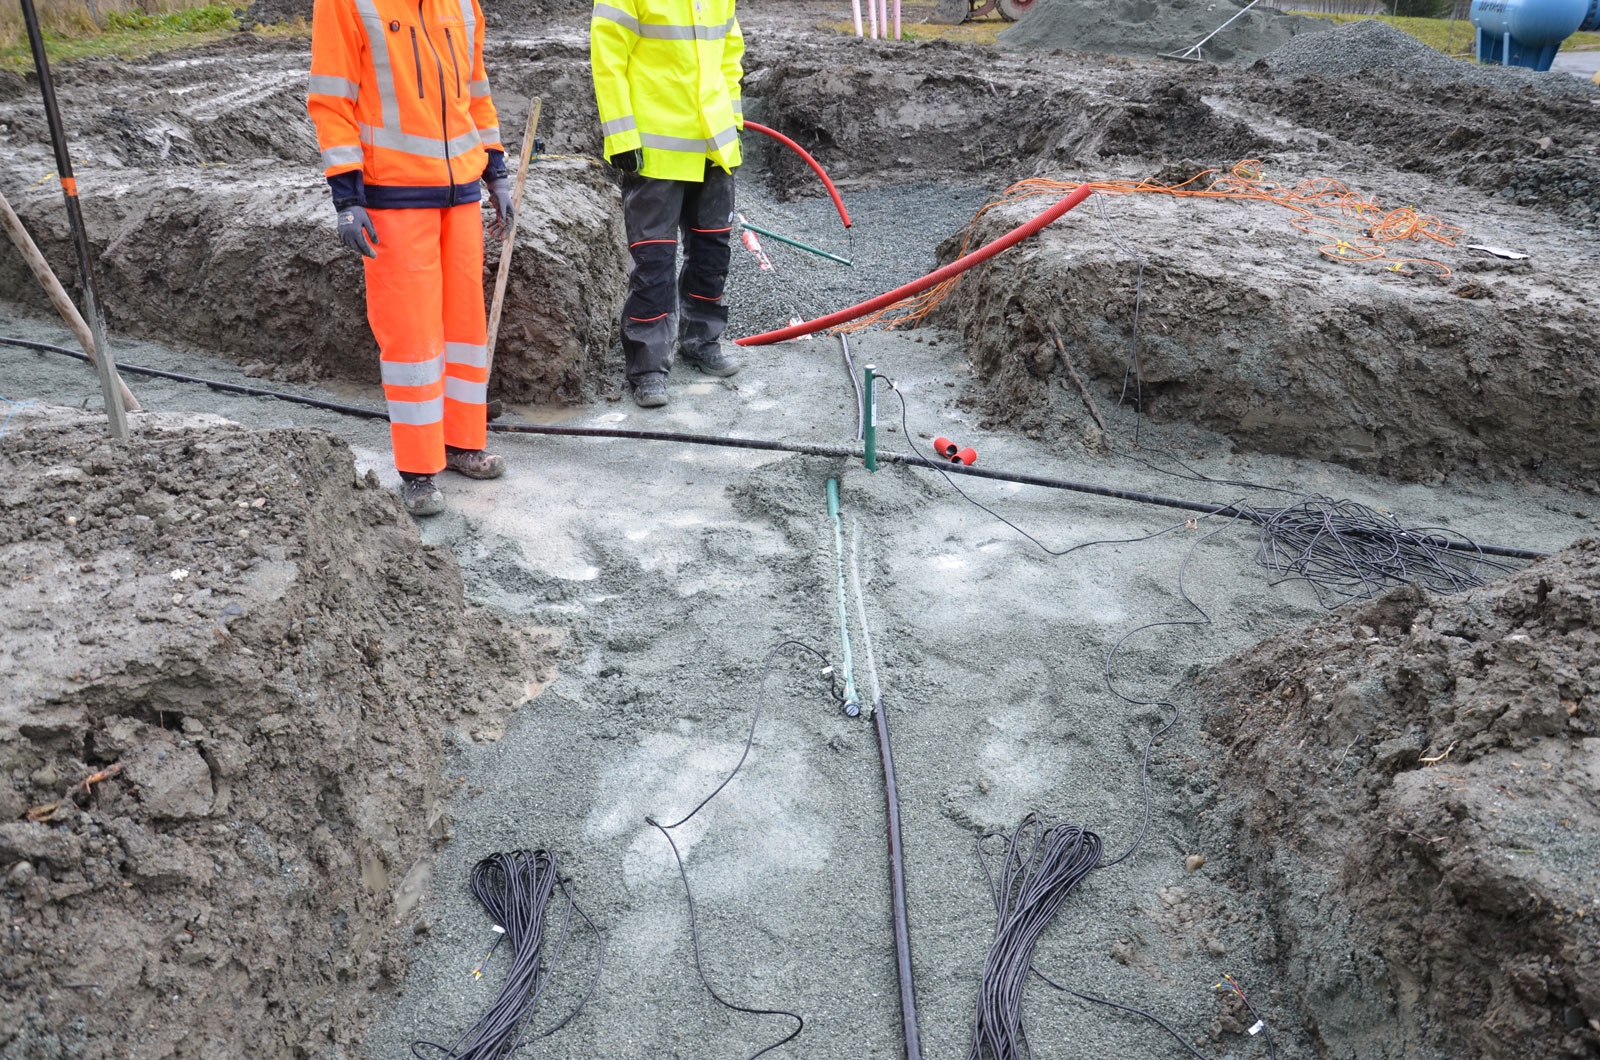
[0,1,255,71]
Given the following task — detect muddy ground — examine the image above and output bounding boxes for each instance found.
[2,6,1599,1060]
[3,294,1594,1060]
[0,407,553,1058]
[1195,540,1600,1059]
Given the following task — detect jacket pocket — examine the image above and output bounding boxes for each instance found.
[408,26,425,98]
[443,28,463,97]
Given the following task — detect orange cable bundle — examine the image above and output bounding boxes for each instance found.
[834,160,1462,335]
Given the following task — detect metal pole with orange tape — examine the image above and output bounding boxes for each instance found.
[18,0,128,441]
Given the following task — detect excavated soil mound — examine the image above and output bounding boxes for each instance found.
[926,189,1600,483]
[1263,17,1595,97]
[1193,539,1600,1059]
[0,40,625,403]
[0,407,554,1059]
[748,55,1278,189]
[997,0,1327,63]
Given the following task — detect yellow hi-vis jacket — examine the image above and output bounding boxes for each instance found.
[590,0,745,183]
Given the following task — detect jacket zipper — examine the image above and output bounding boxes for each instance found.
[409,27,424,98]
[417,0,457,194]
[444,27,462,97]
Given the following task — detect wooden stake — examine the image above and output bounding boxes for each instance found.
[0,187,140,412]
[1048,321,1105,433]
[484,98,542,384]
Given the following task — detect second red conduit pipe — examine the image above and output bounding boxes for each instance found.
[735,184,1094,348]
[743,120,852,229]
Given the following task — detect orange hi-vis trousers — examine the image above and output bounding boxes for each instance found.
[364,202,488,474]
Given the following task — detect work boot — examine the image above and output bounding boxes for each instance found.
[679,345,741,378]
[445,445,506,480]
[632,373,668,408]
[398,474,444,517]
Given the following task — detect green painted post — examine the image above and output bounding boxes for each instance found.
[863,364,877,472]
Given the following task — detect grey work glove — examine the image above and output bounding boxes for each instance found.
[486,177,514,241]
[609,148,642,173]
[337,205,379,259]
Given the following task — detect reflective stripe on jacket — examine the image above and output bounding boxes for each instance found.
[590,0,745,183]
[308,0,505,209]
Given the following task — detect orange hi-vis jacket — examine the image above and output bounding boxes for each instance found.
[308,0,506,210]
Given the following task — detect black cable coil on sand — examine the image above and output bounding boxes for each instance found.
[411,849,603,1060]
[967,817,1104,1060]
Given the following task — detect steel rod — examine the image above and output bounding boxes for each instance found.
[18,0,127,441]
[738,220,852,266]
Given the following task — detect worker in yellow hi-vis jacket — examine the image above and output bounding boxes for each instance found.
[590,0,745,409]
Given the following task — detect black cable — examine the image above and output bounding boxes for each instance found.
[410,849,603,1060]
[645,640,843,1060]
[886,380,1215,558]
[2,335,1548,562]
[1099,508,1242,867]
[966,816,1104,1060]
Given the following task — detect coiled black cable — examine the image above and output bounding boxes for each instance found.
[967,817,1104,1060]
[410,849,603,1060]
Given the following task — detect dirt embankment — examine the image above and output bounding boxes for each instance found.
[1194,539,1600,1059]
[0,40,625,403]
[0,408,554,1059]
[923,188,1600,483]
[748,52,1277,189]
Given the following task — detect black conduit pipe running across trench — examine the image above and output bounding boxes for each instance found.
[1,334,1549,563]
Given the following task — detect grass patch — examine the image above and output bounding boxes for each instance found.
[0,1,246,71]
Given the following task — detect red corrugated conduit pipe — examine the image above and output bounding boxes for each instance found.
[742,120,852,229]
[734,185,1095,348]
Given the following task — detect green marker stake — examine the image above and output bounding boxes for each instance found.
[826,478,860,717]
[863,364,878,473]
[740,220,853,267]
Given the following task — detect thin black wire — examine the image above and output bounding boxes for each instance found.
[887,382,1212,558]
[409,849,603,1060]
[646,639,842,1060]
[1091,194,1297,498]
[1099,509,1243,867]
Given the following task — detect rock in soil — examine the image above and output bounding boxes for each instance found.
[0,406,554,1060]
[1195,538,1600,1059]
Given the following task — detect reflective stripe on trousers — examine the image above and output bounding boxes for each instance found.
[363,203,488,473]
[618,164,735,382]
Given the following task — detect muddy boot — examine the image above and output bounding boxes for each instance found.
[632,373,668,408]
[398,473,444,517]
[679,345,740,378]
[445,445,506,480]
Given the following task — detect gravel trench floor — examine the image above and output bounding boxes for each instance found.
[1,180,1595,1060]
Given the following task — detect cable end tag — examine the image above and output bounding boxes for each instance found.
[1248,1021,1264,1036]
[491,925,506,934]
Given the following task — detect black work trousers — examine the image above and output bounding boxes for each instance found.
[619,162,736,384]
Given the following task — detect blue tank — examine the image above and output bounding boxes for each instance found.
[1470,0,1600,71]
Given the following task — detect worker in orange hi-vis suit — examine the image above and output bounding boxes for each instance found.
[307,0,513,517]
